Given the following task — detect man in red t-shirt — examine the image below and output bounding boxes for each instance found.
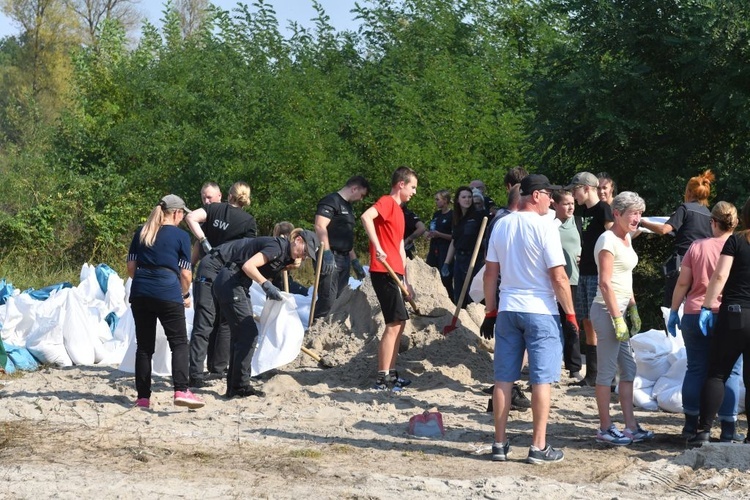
[361,166,418,391]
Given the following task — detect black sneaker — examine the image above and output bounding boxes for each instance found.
[482,385,494,395]
[527,444,564,465]
[189,377,210,388]
[568,378,594,387]
[491,440,511,461]
[511,385,531,411]
[225,385,265,399]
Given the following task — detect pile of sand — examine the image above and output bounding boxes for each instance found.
[300,257,494,388]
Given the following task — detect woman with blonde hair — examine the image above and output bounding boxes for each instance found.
[668,201,743,442]
[186,181,257,387]
[640,169,715,305]
[127,194,204,409]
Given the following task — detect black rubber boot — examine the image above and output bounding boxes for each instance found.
[682,414,699,439]
[720,420,745,443]
[584,345,598,385]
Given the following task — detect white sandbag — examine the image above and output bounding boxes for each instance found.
[249,280,314,330]
[62,288,110,365]
[656,384,683,413]
[663,355,688,381]
[633,386,659,411]
[251,293,305,376]
[633,375,656,390]
[469,264,486,304]
[631,329,673,381]
[118,317,173,376]
[25,290,72,366]
[100,307,135,365]
[660,306,685,351]
[1,293,39,346]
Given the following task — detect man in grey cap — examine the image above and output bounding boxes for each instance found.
[565,172,613,387]
[482,174,579,465]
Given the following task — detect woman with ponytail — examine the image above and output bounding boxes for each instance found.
[127,194,205,410]
[640,170,715,306]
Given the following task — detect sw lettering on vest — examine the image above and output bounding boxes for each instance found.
[213,220,229,230]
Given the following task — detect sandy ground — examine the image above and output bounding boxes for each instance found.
[1,258,749,499]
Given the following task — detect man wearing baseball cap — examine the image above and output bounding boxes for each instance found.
[482,173,579,464]
[565,172,613,387]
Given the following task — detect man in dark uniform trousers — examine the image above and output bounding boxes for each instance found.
[313,176,370,321]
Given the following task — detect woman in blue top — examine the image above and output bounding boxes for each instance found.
[127,194,204,410]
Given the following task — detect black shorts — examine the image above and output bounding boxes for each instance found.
[370,271,408,324]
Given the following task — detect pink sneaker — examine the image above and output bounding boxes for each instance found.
[174,390,205,409]
[135,398,150,409]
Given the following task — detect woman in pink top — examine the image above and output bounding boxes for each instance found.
[667,201,743,442]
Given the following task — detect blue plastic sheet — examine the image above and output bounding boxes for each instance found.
[24,282,73,301]
[95,264,116,295]
[0,278,14,305]
[5,344,38,371]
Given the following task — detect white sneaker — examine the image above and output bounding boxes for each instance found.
[596,424,632,446]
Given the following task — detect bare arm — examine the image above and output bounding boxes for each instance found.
[483,261,500,312]
[703,255,733,309]
[241,252,272,285]
[549,265,574,315]
[597,249,621,317]
[314,214,332,250]
[639,219,674,235]
[406,221,427,245]
[127,261,136,279]
[185,208,208,240]
[670,265,694,311]
[361,206,383,259]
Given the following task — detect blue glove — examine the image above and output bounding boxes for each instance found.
[440,263,450,278]
[321,250,336,275]
[666,310,681,337]
[698,308,714,336]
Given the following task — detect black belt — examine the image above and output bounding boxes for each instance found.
[331,249,350,256]
[137,264,178,276]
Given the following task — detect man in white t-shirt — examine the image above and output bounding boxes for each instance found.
[482,174,579,465]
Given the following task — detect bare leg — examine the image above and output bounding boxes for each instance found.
[530,383,551,449]
[595,383,612,429]
[378,321,405,371]
[619,381,636,430]
[493,381,513,443]
[583,318,597,346]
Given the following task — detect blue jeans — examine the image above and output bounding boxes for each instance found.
[494,311,563,384]
[681,313,742,420]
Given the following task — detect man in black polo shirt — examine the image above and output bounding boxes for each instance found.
[314,176,370,320]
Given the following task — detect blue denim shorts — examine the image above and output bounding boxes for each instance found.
[494,311,563,384]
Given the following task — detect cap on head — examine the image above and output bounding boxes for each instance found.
[564,172,599,190]
[300,230,320,263]
[160,194,191,213]
[471,188,483,201]
[520,174,562,196]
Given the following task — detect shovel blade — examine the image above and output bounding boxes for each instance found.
[442,318,458,335]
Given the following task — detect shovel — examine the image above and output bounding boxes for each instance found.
[381,260,440,318]
[301,246,333,368]
[443,216,488,335]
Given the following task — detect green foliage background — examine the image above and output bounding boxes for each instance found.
[3,0,750,330]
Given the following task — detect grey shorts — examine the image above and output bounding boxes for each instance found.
[589,301,637,386]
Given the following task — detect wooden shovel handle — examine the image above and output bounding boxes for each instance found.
[451,216,488,318]
[307,244,325,328]
[381,260,420,314]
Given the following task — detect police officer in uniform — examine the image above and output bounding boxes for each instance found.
[314,176,370,320]
[186,181,257,384]
[212,229,320,398]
